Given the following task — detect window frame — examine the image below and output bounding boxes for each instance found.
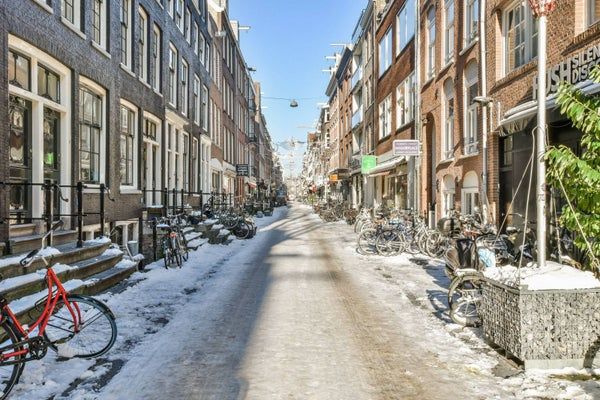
[181,59,189,116]
[396,0,415,55]
[138,7,149,82]
[378,94,392,139]
[92,0,108,50]
[78,80,106,185]
[378,28,393,77]
[426,7,436,79]
[465,0,479,46]
[119,101,138,189]
[168,43,178,107]
[503,1,538,75]
[152,24,162,92]
[121,0,133,69]
[443,80,455,161]
[444,0,455,64]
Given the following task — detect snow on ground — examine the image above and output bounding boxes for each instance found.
[10,207,287,400]
[306,205,600,400]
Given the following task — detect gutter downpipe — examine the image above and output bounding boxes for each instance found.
[480,0,490,224]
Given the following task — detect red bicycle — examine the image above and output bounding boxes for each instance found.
[0,221,117,399]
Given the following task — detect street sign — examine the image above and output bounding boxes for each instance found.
[393,140,420,157]
[361,155,377,173]
[236,164,249,176]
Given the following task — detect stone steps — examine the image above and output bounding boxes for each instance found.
[8,230,78,255]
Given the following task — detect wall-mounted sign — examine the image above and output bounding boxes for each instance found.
[361,155,377,173]
[393,140,420,157]
[533,43,600,99]
[236,164,249,177]
[329,174,339,182]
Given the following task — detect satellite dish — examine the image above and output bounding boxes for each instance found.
[290,99,299,108]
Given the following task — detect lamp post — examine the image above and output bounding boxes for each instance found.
[529,0,556,268]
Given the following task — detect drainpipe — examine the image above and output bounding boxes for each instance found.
[414,0,422,219]
[480,0,490,224]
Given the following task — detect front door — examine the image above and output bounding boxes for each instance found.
[43,108,61,220]
[8,95,32,225]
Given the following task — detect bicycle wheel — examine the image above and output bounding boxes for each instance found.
[171,237,182,267]
[357,229,378,255]
[44,295,117,359]
[375,230,403,256]
[448,274,483,327]
[162,239,172,269]
[178,235,189,262]
[234,221,251,239]
[0,323,24,400]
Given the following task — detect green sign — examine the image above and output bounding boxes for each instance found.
[361,155,377,174]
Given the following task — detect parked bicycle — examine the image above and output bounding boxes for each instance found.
[0,221,117,399]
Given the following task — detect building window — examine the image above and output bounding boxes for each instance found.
[38,64,61,103]
[443,79,454,160]
[181,59,188,115]
[427,7,436,79]
[395,72,415,128]
[464,62,479,155]
[502,136,513,166]
[192,138,199,191]
[62,0,81,29]
[444,0,455,63]
[442,175,455,217]
[199,33,206,65]
[461,171,479,215]
[202,85,209,131]
[168,44,177,106]
[378,94,392,139]
[465,0,479,45]
[175,0,184,32]
[192,21,199,55]
[504,1,537,73]
[185,7,191,43]
[167,0,173,16]
[79,87,103,183]
[378,28,392,77]
[120,104,137,187]
[92,0,107,49]
[8,50,31,90]
[588,0,600,27]
[138,8,149,82]
[397,0,415,54]
[193,75,200,125]
[121,0,133,68]
[153,25,161,92]
[182,133,189,191]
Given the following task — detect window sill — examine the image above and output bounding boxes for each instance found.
[423,75,435,87]
[438,158,454,166]
[138,77,152,89]
[153,88,163,97]
[440,60,454,75]
[396,120,414,133]
[91,42,111,59]
[31,0,53,14]
[493,60,537,92]
[459,38,478,56]
[61,17,86,40]
[120,63,136,78]
[120,188,142,195]
[460,152,479,159]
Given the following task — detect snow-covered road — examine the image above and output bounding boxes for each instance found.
[11,204,600,399]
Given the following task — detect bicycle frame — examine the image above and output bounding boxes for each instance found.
[0,267,81,361]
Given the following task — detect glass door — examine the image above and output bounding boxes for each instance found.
[8,95,32,225]
[43,108,61,220]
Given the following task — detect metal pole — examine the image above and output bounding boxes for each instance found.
[76,182,84,248]
[44,183,53,246]
[480,0,490,225]
[536,13,548,268]
[99,183,106,237]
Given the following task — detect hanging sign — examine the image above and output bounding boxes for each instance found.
[393,140,420,157]
[361,155,377,173]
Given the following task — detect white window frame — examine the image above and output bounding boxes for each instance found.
[395,72,415,129]
[378,94,392,139]
[61,0,82,31]
[503,1,537,75]
[79,77,107,186]
[168,44,178,107]
[193,75,200,125]
[443,81,454,161]
[138,7,149,82]
[378,28,392,77]
[176,0,184,33]
[181,59,189,116]
[199,33,206,65]
[202,85,209,131]
[119,99,139,190]
[152,24,161,92]
[193,21,199,55]
[396,0,415,55]
[120,0,133,69]
[167,0,174,17]
[464,63,479,155]
[444,0,455,64]
[465,0,479,46]
[192,137,199,192]
[92,0,108,50]
[185,7,191,43]
[427,7,436,79]
[588,0,600,27]
[142,111,162,205]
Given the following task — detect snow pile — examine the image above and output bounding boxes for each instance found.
[0,246,61,268]
[203,219,218,225]
[187,238,207,248]
[213,224,224,230]
[39,247,61,257]
[102,248,124,257]
[483,261,600,290]
[86,237,111,245]
[218,229,230,236]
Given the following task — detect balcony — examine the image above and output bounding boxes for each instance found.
[351,106,363,128]
[351,67,363,91]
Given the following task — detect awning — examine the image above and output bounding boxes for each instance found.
[369,170,391,178]
[248,182,257,189]
[365,156,405,177]
[499,81,600,136]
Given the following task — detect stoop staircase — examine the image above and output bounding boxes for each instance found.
[0,238,139,325]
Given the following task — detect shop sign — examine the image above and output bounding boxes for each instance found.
[393,140,420,157]
[361,155,377,173]
[533,43,600,99]
[236,164,249,176]
[329,174,339,182]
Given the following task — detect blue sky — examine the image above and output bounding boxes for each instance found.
[229,0,367,175]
